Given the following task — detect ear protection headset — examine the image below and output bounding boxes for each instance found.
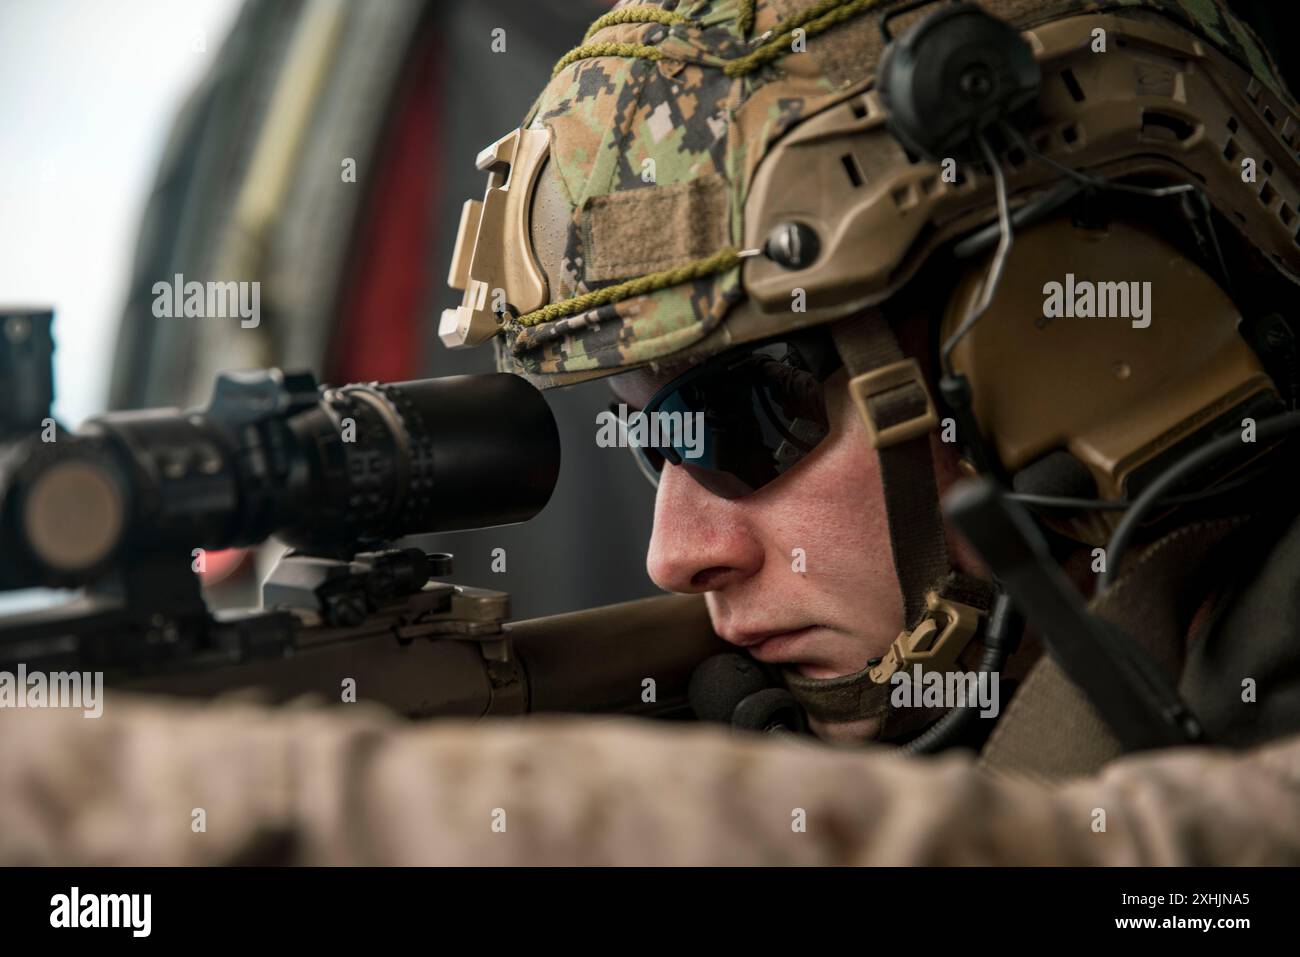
[867,0,1294,558]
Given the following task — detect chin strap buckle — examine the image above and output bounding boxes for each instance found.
[869,591,985,684]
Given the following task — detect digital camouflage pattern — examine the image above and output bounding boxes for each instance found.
[494,0,1293,387]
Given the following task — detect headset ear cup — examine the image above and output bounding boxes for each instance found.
[878,1,1042,161]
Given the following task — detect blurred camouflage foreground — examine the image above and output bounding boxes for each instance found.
[1,697,1298,865]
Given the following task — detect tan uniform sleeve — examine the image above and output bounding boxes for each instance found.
[1,694,1298,865]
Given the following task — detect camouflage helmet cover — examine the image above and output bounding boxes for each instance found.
[472,0,1294,388]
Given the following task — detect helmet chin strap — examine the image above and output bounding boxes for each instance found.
[781,313,994,740]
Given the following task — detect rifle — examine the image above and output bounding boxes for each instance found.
[0,310,724,719]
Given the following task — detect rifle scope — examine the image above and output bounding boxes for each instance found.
[0,369,560,589]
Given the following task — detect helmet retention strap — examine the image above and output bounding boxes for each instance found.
[831,314,947,628]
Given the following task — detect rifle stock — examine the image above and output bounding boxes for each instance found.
[117,593,724,720]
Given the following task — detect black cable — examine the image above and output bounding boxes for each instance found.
[1000,120,1194,199]
[940,131,1015,377]
[1008,466,1269,512]
[952,178,1086,260]
[1101,411,1300,588]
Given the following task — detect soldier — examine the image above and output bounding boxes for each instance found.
[459,0,1300,765]
[4,0,1300,865]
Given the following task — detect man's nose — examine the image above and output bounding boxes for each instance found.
[645,462,764,594]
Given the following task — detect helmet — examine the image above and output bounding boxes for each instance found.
[440,0,1300,742]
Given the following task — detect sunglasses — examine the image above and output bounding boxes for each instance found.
[617,332,843,499]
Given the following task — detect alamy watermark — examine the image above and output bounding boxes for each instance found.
[1040,274,1151,329]
[890,664,1000,718]
[50,887,151,937]
[596,403,704,459]
[151,273,260,328]
[0,665,103,718]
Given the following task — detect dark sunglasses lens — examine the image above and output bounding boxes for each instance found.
[638,340,835,498]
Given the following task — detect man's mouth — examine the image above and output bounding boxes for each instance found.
[725,625,820,664]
